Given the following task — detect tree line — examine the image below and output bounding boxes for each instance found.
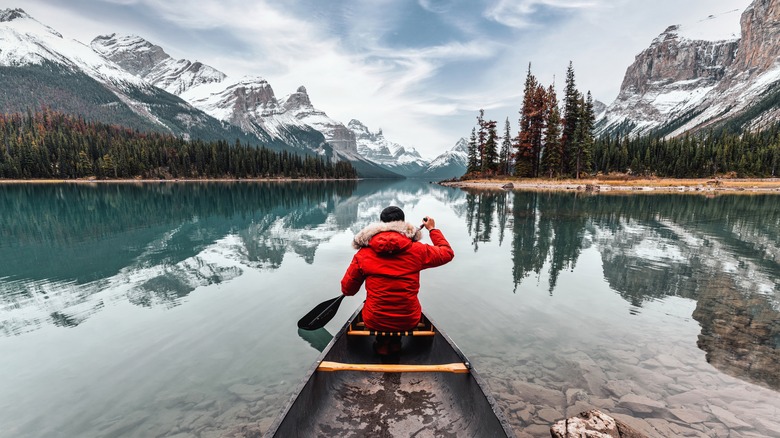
[0,109,357,180]
[467,62,595,179]
[593,127,780,178]
[467,62,780,179]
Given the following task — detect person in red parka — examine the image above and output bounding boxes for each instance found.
[341,206,454,353]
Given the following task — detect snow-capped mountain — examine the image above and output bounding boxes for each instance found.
[91,33,226,95]
[348,119,429,176]
[0,9,142,87]
[0,8,267,145]
[416,137,468,180]
[91,33,399,177]
[598,0,780,138]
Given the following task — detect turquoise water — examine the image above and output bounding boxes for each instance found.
[1,181,778,437]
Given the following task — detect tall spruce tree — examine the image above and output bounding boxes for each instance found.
[571,92,595,178]
[500,118,513,175]
[515,64,538,177]
[541,84,562,178]
[529,83,548,177]
[477,110,487,172]
[482,118,499,173]
[467,127,479,174]
[561,61,579,177]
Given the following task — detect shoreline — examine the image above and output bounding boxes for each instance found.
[0,177,357,184]
[440,177,780,194]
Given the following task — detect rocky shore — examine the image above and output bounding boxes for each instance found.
[440,177,780,194]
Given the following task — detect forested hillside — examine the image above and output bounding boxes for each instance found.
[0,109,356,180]
[594,128,780,178]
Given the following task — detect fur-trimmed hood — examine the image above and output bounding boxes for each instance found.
[352,221,422,250]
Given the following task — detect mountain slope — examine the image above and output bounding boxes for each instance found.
[598,1,780,138]
[91,33,226,95]
[0,8,271,147]
[348,119,429,177]
[91,33,399,177]
[416,138,468,180]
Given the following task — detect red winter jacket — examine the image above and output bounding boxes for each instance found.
[341,221,454,331]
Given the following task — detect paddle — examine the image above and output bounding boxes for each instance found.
[297,218,429,331]
[297,295,345,330]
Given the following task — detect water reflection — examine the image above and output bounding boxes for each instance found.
[297,328,334,352]
[461,189,780,390]
[0,180,458,337]
[0,182,357,335]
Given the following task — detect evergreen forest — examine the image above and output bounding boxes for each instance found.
[466,62,780,179]
[0,109,357,180]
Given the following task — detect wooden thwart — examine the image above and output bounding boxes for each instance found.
[317,361,469,374]
[346,330,436,337]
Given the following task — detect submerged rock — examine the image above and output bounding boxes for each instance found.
[550,409,647,438]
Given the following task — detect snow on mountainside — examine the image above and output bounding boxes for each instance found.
[416,138,468,180]
[91,33,226,95]
[348,119,429,176]
[0,9,145,88]
[0,8,263,143]
[92,33,399,177]
[599,2,780,138]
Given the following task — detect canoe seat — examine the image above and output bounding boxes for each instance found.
[317,361,469,373]
[347,318,435,337]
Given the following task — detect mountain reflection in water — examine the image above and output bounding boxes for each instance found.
[462,189,780,391]
[0,182,358,335]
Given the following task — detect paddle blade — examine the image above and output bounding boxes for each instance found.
[297,295,345,330]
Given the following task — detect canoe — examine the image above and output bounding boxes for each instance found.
[265,306,515,437]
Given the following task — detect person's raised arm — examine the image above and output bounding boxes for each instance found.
[420,216,454,268]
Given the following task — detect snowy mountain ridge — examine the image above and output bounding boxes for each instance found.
[91,33,226,95]
[0,8,449,178]
[0,9,145,89]
[0,7,269,145]
[91,32,403,176]
[598,1,780,138]
[349,119,429,176]
[416,138,468,180]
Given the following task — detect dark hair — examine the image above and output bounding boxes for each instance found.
[380,206,405,223]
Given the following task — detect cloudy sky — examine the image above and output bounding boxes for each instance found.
[3,0,752,158]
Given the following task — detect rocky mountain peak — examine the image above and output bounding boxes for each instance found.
[92,34,170,75]
[598,0,780,139]
[452,137,468,153]
[0,8,28,22]
[1,7,61,38]
[91,33,226,95]
[619,26,738,96]
[348,119,379,140]
[228,77,277,113]
[734,0,780,73]
[281,85,312,111]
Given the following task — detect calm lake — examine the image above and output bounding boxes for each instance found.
[1,180,779,437]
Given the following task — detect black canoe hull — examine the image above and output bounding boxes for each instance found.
[266,307,515,437]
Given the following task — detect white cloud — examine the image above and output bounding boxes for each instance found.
[485,0,602,28]
[0,0,757,158]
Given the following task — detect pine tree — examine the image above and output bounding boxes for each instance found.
[515,64,538,177]
[541,84,562,178]
[499,118,513,175]
[482,118,499,173]
[561,61,579,177]
[477,110,487,172]
[467,127,479,174]
[572,91,595,178]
